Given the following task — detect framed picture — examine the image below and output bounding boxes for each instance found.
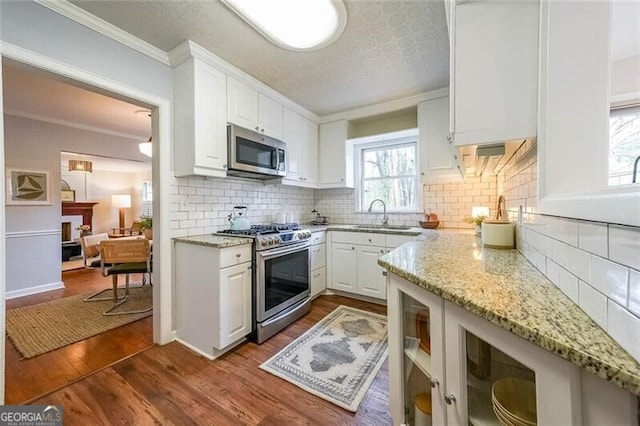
[6,168,51,205]
[61,189,75,202]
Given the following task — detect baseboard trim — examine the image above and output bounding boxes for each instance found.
[6,281,65,300]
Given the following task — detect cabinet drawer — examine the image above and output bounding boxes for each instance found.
[386,234,417,249]
[332,231,386,246]
[311,231,326,245]
[311,243,326,270]
[219,245,252,268]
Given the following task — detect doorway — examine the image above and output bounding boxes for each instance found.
[1,56,170,403]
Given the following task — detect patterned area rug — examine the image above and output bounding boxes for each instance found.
[6,285,152,359]
[260,305,388,412]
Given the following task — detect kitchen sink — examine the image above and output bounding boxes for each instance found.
[354,224,412,230]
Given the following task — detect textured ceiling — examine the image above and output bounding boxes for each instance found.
[69,0,450,116]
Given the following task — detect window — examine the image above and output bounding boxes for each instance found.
[609,104,640,186]
[140,180,153,217]
[356,131,418,212]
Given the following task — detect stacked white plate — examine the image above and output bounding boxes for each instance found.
[491,378,537,426]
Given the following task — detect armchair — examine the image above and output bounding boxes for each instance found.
[108,221,143,238]
[79,233,109,267]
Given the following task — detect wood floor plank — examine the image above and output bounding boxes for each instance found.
[31,295,392,425]
[5,268,153,404]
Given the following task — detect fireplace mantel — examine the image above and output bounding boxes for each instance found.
[62,202,98,227]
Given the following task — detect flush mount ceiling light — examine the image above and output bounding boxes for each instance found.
[139,136,152,158]
[222,0,347,51]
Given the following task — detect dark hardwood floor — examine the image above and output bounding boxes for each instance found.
[5,267,153,404]
[31,295,392,425]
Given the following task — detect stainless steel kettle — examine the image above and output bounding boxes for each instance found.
[228,206,251,230]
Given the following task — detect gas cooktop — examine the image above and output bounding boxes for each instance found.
[217,223,301,236]
[217,223,311,250]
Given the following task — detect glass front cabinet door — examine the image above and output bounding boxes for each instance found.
[388,274,581,425]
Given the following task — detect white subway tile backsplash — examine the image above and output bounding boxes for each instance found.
[590,255,629,306]
[546,259,560,286]
[551,240,569,268]
[553,218,578,246]
[566,245,591,283]
[577,221,608,257]
[608,225,640,270]
[558,267,579,303]
[607,300,640,361]
[579,281,607,329]
[628,269,640,317]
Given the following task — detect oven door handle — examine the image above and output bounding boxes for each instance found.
[258,242,310,259]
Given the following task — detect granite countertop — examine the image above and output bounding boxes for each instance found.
[378,230,640,396]
[173,234,252,248]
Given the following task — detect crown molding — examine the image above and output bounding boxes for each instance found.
[169,40,320,122]
[4,109,147,141]
[33,0,170,65]
[318,87,450,123]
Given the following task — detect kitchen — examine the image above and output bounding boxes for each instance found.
[1,0,640,424]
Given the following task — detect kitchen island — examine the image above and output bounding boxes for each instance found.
[379,230,640,425]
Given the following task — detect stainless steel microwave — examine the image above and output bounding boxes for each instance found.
[227,124,286,180]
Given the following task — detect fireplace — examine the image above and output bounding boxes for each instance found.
[61,201,98,227]
[62,222,71,242]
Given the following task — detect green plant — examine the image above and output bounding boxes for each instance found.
[139,215,153,229]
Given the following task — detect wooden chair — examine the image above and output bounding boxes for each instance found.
[108,221,144,238]
[83,239,152,316]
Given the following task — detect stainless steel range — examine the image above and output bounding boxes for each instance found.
[217,223,312,343]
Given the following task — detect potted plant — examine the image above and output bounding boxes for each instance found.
[464,214,487,235]
[140,215,153,240]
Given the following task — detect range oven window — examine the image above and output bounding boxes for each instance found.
[263,248,309,313]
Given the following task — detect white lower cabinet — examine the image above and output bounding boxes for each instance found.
[175,241,252,359]
[329,231,417,300]
[310,231,326,298]
[330,242,357,293]
[388,273,638,425]
[356,245,387,299]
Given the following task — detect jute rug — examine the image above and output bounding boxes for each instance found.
[260,305,388,412]
[6,285,152,359]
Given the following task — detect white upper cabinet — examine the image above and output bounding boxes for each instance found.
[301,118,319,185]
[227,76,283,139]
[318,120,354,188]
[418,96,462,181]
[173,57,228,177]
[538,1,610,198]
[450,0,538,146]
[283,108,303,182]
[283,108,319,187]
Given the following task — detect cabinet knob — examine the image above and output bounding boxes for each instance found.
[368,238,372,242]
[223,163,228,169]
[444,393,456,405]
[430,378,439,388]
[235,253,241,258]
[382,271,387,276]
[255,126,259,131]
[380,249,384,254]
[260,128,264,133]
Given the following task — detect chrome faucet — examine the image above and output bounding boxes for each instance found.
[368,199,388,227]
